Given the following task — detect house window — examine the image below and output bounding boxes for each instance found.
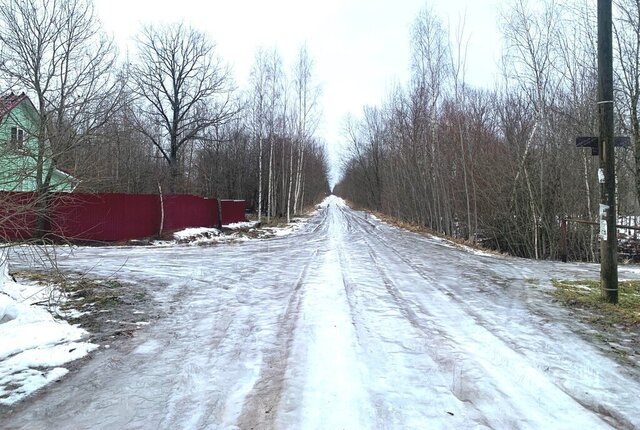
[10,126,24,148]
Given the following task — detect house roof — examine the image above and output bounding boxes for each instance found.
[0,92,28,122]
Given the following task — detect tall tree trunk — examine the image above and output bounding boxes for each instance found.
[459,121,472,241]
[286,140,295,223]
[258,135,263,222]
[293,144,305,214]
[267,136,274,222]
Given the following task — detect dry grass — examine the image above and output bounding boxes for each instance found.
[552,279,640,327]
[15,271,152,341]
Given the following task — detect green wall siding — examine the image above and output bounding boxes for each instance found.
[0,99,76,192]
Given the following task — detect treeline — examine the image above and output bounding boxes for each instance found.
[335,0,640,261]
[0,0,330,219]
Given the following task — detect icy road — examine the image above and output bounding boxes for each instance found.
[3,196,640,429]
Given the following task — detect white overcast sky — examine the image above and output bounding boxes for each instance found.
[94,0,503,181]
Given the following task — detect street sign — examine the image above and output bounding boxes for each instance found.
[576,136,630,155]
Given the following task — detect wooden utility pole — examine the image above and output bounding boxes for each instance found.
[598,0,619,304]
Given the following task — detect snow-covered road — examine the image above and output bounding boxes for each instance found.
[3,196,640,429]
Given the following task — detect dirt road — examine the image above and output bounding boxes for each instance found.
[3,196,640,429]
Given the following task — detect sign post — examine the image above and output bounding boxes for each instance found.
[598,0,618,304]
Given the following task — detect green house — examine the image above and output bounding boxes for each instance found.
[0,93,77,192]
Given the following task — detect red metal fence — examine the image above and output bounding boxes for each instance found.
[49,193,161,241]
[162,194,220,234]
[220,200,246,225]
[0,192,37,241]
[0,191,245,242]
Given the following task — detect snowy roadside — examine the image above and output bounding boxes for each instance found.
[362,210,498,257]
[0,213,316,407]
[169,215,314,245]
[0,261,97,406]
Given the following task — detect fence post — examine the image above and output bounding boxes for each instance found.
[158,183,164,237]
[559,219,568,263]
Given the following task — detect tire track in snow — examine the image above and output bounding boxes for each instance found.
[236,249,318,430]
[358,230,488,413]
[345,209,638,429]
[275,204,375,429]
[336,204,492,428]
[340,206,620,429]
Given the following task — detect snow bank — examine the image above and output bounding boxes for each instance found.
[173,227,222,241]
[172,218,310,245]
[173,222,259,242]
[426,234,496,257]
[173,227,237,246]
[0,264,97,405]
[223,221,259,229]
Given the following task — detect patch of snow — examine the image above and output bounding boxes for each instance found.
[192,233,244,246]
[0,265,97,405]
[172,226,250,246]
[223,221,259,230]
[1,342,96,375]
[570,284,593,291]
[173,227,222,241]
[0,367,68,406]
[57,308,88,319]
[173,218,313,245]
[150,240,175,247]
[454,243,496,257]
[270,221,304,237]
[424,234,495,257]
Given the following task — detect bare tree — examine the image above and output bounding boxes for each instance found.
[67,84,165,194]
[614,0,640,205]
[449,11,478,241]
[248,49,271,222]
[411,6,451,233]
[130,22,235,193]
[501,0,564,258]
[289,45,320,221]
[336,1,638,262]
[262,49,285,221]
[0,0,121,236]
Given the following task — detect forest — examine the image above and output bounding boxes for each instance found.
[0,0,331,226]
[5,0,640,262]
[335,0,640,261]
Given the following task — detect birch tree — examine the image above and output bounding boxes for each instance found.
[248,50,271,221]
[289,45,320,221]
[263,49,285,221]
[501,0,563,258]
